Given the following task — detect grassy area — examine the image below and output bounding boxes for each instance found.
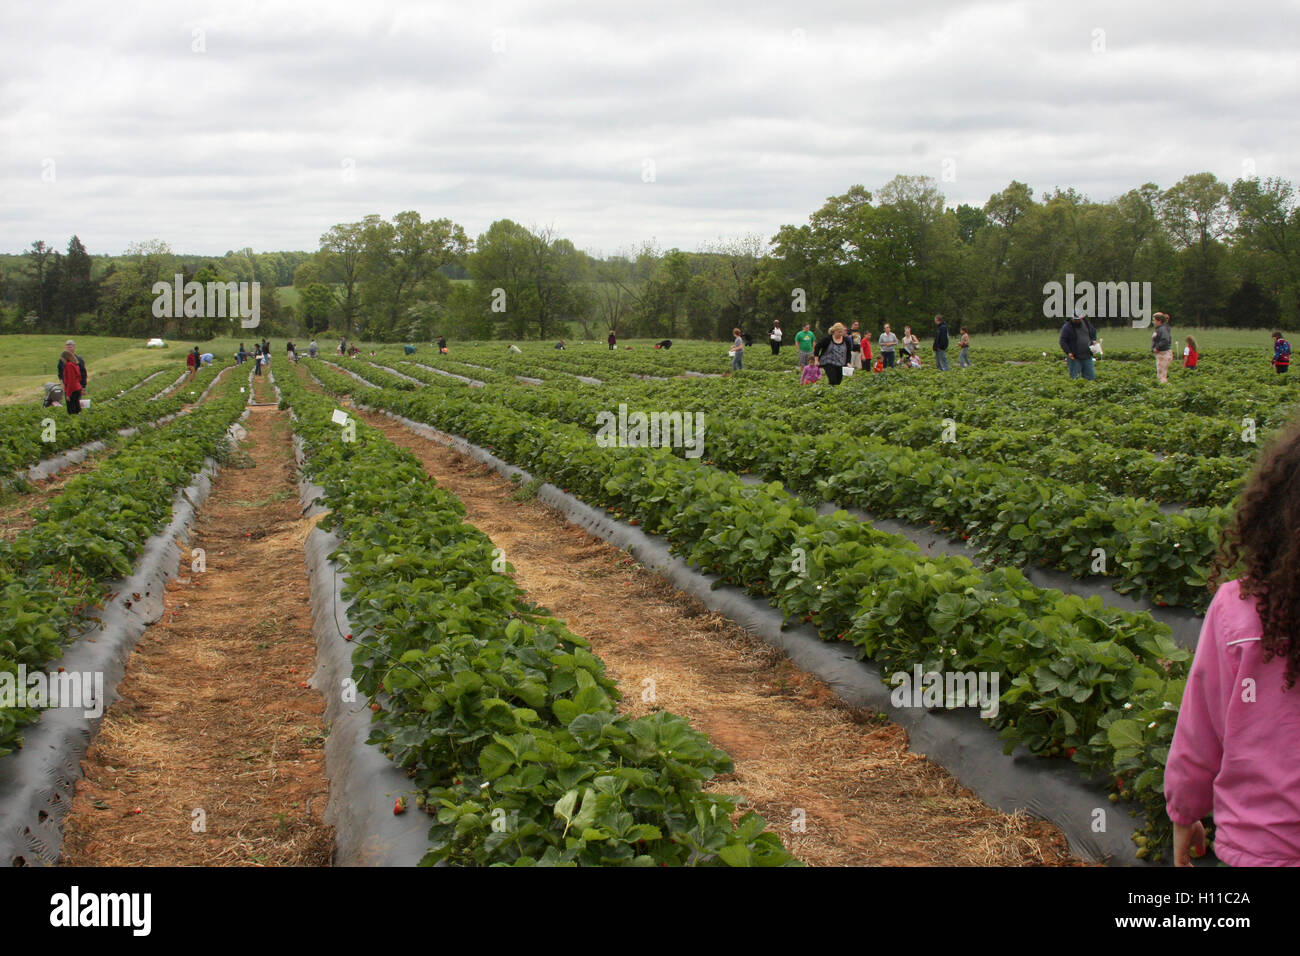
[0,335,180,405]
[0,334,264,405]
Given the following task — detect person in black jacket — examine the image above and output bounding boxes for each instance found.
[56,339,87,396]
[1059,312,1097,380]
[932,315,950,371]
[813,323,853,386]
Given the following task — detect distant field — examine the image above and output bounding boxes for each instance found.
[973,325,1279,353]
[0,334,253,405]
[0,327,1284,405]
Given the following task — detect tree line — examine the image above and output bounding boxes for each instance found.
[3,170,1298,341]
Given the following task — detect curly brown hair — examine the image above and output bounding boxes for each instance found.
[1210,417,1300,687]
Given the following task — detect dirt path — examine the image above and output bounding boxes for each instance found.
[59,372,333,866]
[342,394,1079,867]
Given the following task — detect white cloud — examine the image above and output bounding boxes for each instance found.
[1,0,1295,257]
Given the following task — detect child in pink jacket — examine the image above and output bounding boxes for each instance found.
[1165,420,1300,866]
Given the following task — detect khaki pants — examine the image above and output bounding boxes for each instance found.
[1155,349,1172,383]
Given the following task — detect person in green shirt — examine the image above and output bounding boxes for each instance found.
[795,323,816,368]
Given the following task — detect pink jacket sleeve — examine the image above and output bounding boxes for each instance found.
[1164,591,1231,827]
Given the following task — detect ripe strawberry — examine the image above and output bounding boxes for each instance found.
[393,798,406,815]
[371,703,381,712]
[345,632,353,641]
[1066,747,1076,757]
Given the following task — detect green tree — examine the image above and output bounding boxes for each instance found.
[1160,173,1231,324]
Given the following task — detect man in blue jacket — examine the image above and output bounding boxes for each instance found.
[932,315,950,371]
[1059,312,1097,380]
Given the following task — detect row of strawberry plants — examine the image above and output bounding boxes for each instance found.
[72,362,175,402]
[281,366,795,866]
[430,361,1253,507]
[316,358,417,391]
[312,371,1190,859]
[362,365,1231,611]
[0,369,248,755]
[0,360,235,481]
[466,347,1290,461]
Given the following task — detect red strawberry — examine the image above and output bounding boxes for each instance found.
[345,633,353,641]
[371,703,381,712]
[1066,747,1076,757]
[393,798,406,815]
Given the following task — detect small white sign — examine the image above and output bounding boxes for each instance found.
[331,409,350,426]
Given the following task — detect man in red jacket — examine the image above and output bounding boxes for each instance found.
[59,348,84,414]
[56,340,87,414]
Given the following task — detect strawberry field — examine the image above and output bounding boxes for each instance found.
[291,339,1295,863]
[3,336,1292,867]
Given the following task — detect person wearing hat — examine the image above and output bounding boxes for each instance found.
[813,322,853,386]
[1059,311,1097,380]
[56,339,88,400]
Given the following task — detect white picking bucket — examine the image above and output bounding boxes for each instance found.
[80,399,91,409]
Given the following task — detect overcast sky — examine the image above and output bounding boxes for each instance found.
[2,0,1297,259]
